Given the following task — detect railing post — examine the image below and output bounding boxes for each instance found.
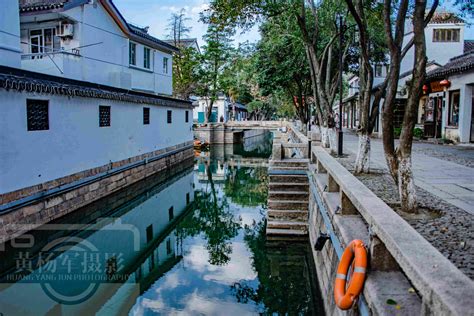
[369,235,399,271]
[327,174,339,192]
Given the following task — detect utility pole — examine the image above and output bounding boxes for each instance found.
[337,14,344,157]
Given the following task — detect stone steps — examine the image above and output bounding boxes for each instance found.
[268,199,308,211]
[269,174,308,183]
[268,209,308,221]
[267,220,308,230]
[271,159,309,168]
[268,190,309,201]
[269,182,309,192]
[266,227,308,237]
[269,166,309,172]
[266,158,309,238]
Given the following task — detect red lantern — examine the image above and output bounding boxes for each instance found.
[422,84,428,94]
[439,79,451,89]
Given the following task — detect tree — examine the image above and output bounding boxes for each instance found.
[207,0,351,144]
[167,10,200,99]
[381,0,438,212]
[343,1,387,173]
[253,11,312,127]
[195,20,235,123]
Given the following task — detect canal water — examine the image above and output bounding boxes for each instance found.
[0,132,324,315]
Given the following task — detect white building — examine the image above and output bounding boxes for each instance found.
[340,11,472,142]
[0,1,193,209]
[19,0,177,95]
[425,52,474,143]
[194,94,248,123]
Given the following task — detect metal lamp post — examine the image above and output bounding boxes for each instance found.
[337,14,344,156]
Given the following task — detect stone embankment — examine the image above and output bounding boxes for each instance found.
[0,142,194,242]
[267,123,474,316]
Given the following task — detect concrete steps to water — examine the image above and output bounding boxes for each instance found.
[268,209,308,221]
[268,191,309,201]
[266,159,310,238]
[269,182,309,192]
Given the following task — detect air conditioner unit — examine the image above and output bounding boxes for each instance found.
[56,23,74,37]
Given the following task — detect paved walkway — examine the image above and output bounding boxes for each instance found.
[342,131,474,215]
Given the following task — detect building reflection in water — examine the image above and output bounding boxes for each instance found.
[0,132,324,315]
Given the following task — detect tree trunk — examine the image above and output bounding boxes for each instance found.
[354,132,370,174]
[328,128,337,153]
[397,0,427,213]
[398,155,417,211]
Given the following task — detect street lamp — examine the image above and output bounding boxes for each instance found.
[337,13,345,156]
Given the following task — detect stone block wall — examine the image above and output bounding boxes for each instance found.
[0,142,194,242]
[308,193,359,316]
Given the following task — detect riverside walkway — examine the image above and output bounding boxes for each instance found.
[342,131,474,215]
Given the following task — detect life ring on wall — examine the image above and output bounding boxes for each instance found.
[334,239,368,310]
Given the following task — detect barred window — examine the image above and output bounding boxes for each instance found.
[143,107,150,125]
[169,206,174,221]
[166,238,172,255]
[186,192,190,205]
[185,110,189,123]
[146,224,153,243]
[433,29,460,42]
[27,99,49,131]
[99,106,111,127]
[167,110,172,124]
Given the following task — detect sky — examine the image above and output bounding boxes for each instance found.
[113,0,474,48]
[113,0,261,48]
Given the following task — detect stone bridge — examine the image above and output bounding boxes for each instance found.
[193,120,286,144]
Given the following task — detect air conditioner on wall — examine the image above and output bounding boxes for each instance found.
[56,22,74,37]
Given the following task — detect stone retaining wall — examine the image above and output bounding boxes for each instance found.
[280,123,474,315]
[0,141,194,243]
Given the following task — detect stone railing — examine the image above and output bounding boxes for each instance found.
[308,145,474,315]
[271,123,312,159]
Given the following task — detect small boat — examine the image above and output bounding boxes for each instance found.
[194,139,210,150]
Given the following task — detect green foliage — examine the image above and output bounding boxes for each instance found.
[394,127,402,138]
[223,166,268,207]
[177,163,240,265]
[413,128,423,139]
[195,21,235,121]
[166,10,200,99]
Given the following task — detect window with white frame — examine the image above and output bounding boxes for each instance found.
[433,29,460,42]
[375,64,383,77]
[144,47,151,69]
[163,57,169,74]
[129,42,137,65]
[29,28,59,55]
[448,90,460,126]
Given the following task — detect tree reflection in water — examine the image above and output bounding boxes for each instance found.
[177,163,240,266]
[224,166,268,207]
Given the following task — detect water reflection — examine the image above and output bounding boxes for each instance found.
[0,134,324,315]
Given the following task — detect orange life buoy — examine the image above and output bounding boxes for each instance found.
[334,239,368,310]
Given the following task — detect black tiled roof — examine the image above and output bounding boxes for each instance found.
[0,66,192,109]
[429,12,464,24]
[20,0,66,11]
[128,24,178,52]
[426,52,474,80]
[465,40,474,53]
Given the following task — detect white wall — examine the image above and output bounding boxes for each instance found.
[0,0,21,68]
[194,97,228,121]
[19,2,173,95]
[0,91,193,194]
[439,72,474,143]
[401,23,465,73]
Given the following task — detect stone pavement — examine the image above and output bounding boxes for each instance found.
[341,131,474,215]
